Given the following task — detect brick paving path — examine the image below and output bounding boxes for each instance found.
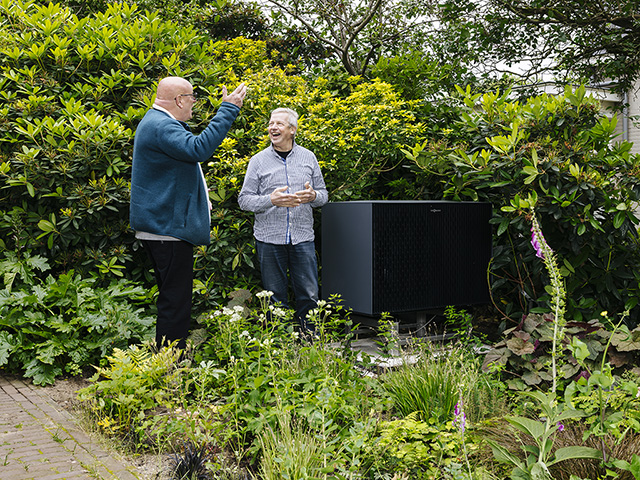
[0,376,141,480]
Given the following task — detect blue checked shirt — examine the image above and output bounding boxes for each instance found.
[238,142,328,245]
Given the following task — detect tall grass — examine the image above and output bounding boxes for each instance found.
[256,409,327,480]
[381,342,507,423]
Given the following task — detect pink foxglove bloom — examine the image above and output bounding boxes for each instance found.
[531,227,545,259]
[453,402,466,433]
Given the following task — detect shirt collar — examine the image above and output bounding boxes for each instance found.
[271,140,297,154]
[153,104,176,120]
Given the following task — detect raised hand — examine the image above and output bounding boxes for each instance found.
[221,83,247,108]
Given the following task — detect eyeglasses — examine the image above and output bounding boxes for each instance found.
[175,93,198,102]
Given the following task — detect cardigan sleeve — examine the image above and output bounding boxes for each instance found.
[157,102,240,163]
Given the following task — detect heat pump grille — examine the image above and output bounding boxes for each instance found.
[321,201,492,315]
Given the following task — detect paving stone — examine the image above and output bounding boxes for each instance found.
[0,376,142,480]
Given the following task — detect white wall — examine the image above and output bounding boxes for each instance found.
[625,86,640,153]
[607,80,640,154]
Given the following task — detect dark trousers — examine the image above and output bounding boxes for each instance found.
[142,240,194,349]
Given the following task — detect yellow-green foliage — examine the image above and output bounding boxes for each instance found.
[363,414,480,479]
[229,73,426,200]
[300,78,425,199]
[0,0,423,307]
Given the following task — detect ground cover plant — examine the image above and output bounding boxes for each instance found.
[0,250,154,385]
[73,283,640,479]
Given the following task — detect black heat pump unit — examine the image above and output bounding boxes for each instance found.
[321,201,492,315]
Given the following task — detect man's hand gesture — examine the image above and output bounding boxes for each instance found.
[270,186,302,207]
[222,83,247,108]
[294,182,317,204]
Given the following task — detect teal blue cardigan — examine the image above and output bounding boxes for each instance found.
[130,103,240,245]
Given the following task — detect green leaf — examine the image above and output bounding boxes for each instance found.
[505,416,545,439]
[488,440,525,468]
[548,446,602,466]
[554,408,588,423]
[24,359,61,386]
[531,148,538,165]
[26,255,50,273]
[613,211,625,229]
[0,331,17,365]
[622,454,640,478]
[38,219,56,233]
[568,337,590,364]
[563,258,575,274]
[253,375,265,388]
[588,372,613,389]
[530,461,550,479]
[497,217,510,235]
[36,339,65,364]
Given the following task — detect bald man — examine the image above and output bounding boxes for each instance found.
[130,76,247,349]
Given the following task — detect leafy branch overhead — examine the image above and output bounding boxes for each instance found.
[261,0,439,76]
[438,0,640,91]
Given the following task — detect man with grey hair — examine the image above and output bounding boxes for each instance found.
[239,107,328,332]
[130,76,246,349]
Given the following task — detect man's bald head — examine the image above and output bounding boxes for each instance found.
[154,77,196,122]
[156,77,193,102]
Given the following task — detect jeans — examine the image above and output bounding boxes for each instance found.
[256,240,319,331]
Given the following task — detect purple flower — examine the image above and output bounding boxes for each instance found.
[530,222,554,261]
[557,422,565,432]
[453,402,466,433]
[531,227,545,259]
